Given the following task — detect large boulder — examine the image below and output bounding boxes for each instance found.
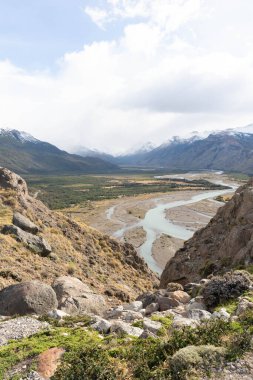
[52,276,107,316]
[13,212,39,234]
[0,167,28,196]
[0,281,58,316]
[1,225,51,256]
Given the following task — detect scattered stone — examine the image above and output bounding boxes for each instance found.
[0,281,58,316]
[47,309,69,320]
[236,298,253,316]
[105,305,124,319]
[52,276,107,316]
[123,300,143,312]
[172,316,199,329]
[143,318,162,334]
[187,295,207,309]
[37,347,65,380]
[145,302,159,315]
[121,310,143,322]
[187,309,212,321]
[158,296,180,311]
[91,318,112,334]
[1,225,51,256]
[139,330,157,339]
[13,212,39,234]
[136,292,158,308]
[168,290,191,304]
[212,308,230,321]
[22,371,45,380]
[110,320,143,337]
[0,317,49,346]
[184,283,202,298]
[166,282,184,292]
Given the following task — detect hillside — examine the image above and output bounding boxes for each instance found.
[160,179,253,287]
[0,167,157,300]
[1,170,253,379]
[0,129,118,174]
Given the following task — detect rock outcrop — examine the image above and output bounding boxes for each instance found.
[0,167,158,300]
[161,180,253,287]
[52,276,107,315]
[0,281,58,316]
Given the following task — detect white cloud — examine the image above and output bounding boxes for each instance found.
[1,0,253,154]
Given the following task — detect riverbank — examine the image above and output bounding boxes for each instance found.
[61,172,241,274]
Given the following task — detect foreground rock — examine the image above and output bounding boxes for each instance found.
[2,225,51,256]
[0,317,49,346]
[0,281,58,316]
[13,212,39,234]
[110,320,143,337]
[160,180,253,286]
[52,276,107,316]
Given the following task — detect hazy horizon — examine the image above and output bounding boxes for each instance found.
[1,1,253,154]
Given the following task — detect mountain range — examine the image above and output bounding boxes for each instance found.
[0,129,118,174]
[75,124,253,174]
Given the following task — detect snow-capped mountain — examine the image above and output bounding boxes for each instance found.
[0,129,118,174]
[0,129,39,143]
[114,124,253,174]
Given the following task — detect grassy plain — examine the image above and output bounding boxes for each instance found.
[25,172,229,210]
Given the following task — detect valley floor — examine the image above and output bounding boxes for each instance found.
[61,172,241,274]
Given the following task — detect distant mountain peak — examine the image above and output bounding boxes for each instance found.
[0,129,38,144]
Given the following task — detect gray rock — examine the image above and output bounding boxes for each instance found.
[0,167,28,196]
[123,301,143,312]
[184,283,202,298]
[172,316,199,329]
[236,298,253,316]
[158,296,180,311]
[47,309,69,320]
[22,371,45,380]
[0,281,58,316]
[1,225,51,256]
[121,310,143,322]
[145,302,159,315]
[0,316,49,346]
[110,320,143,337]
[13,212,39,234]
[105,306,124,319]
[187,309,212,321]
[212,308,230,321]
[187,297,207,311]
[52,276,107,316]
[139,330,157,339]
[91,318,112,333]
[143,318,162,334]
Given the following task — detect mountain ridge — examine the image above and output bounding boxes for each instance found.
[0,129,119,175]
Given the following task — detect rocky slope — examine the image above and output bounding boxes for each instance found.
[1,169,253,379]
[160,179,253,287]
[0,129,118,174]
[0,168,157,301]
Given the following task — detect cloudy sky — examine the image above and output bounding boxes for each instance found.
[1,0,253,154]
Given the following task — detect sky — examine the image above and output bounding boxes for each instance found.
[1,0,253,154]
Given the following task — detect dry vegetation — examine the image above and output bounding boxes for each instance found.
[0,184,158,302]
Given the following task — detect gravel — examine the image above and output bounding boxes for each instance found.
[0,316,49,346]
